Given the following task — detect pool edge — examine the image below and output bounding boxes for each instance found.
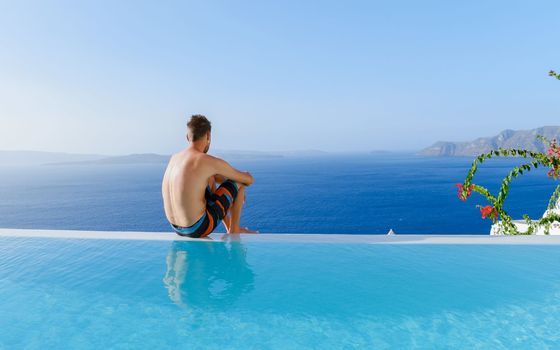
[2,228,560,244]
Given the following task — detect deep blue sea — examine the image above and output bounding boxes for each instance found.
[0,154,558,234]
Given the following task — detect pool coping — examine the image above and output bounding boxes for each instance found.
[2,228,560,244]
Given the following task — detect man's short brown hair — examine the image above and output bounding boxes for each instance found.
[187,115,211,141]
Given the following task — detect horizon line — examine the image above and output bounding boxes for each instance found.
[0,148,419,157]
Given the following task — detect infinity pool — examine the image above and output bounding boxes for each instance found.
[1,234,560,349]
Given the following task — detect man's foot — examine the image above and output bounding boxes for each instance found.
[229,226,259,234]
[240,226,259,234]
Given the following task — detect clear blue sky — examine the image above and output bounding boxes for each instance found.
[1,0,559,154]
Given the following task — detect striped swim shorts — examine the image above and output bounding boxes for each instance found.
[171,180,239,238]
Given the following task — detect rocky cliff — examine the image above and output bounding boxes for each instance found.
[420,126,560,156]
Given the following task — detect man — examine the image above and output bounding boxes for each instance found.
[162,115,257,237]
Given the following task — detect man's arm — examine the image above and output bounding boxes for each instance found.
[209,156,254,186]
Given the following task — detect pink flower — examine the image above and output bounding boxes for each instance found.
[547,140,560,159]
[548,168,560,179]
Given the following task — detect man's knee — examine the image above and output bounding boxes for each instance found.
[220,180,244,203]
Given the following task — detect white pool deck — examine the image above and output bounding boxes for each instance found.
[3,228,560,244]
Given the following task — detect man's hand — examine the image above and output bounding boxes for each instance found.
[243,171,254,186]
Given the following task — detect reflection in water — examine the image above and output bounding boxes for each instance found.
[163,235,255,309]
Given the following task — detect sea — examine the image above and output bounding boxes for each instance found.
[0,154,557,234]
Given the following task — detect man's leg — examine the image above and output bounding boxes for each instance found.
[222,213,232,232]
[227,185,257,234]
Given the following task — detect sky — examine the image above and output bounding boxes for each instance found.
[0,0,559,155]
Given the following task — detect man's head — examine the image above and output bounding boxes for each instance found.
[186,114,212,153]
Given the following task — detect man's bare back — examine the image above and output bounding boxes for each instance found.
[162,149,216,227]
[162,115,256,237]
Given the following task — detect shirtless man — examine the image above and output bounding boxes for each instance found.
[162,115,257,237]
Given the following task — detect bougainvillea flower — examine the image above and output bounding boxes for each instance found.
[455,183,473,201]
[548,168,560,178]
[547,140,560,159]
[480,205,498,220]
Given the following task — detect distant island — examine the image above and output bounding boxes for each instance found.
[0,149,331,166]
[420,126,560,156]
[0,150,106,166]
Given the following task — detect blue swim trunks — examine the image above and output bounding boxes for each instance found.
[171,180,239,238]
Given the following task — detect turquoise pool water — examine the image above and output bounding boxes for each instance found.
[1,236,560,349]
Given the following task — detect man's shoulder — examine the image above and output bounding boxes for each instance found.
[170,149,188,159]
[200,153,224,163]
[200,154,226,172]
[171,150,225,168]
